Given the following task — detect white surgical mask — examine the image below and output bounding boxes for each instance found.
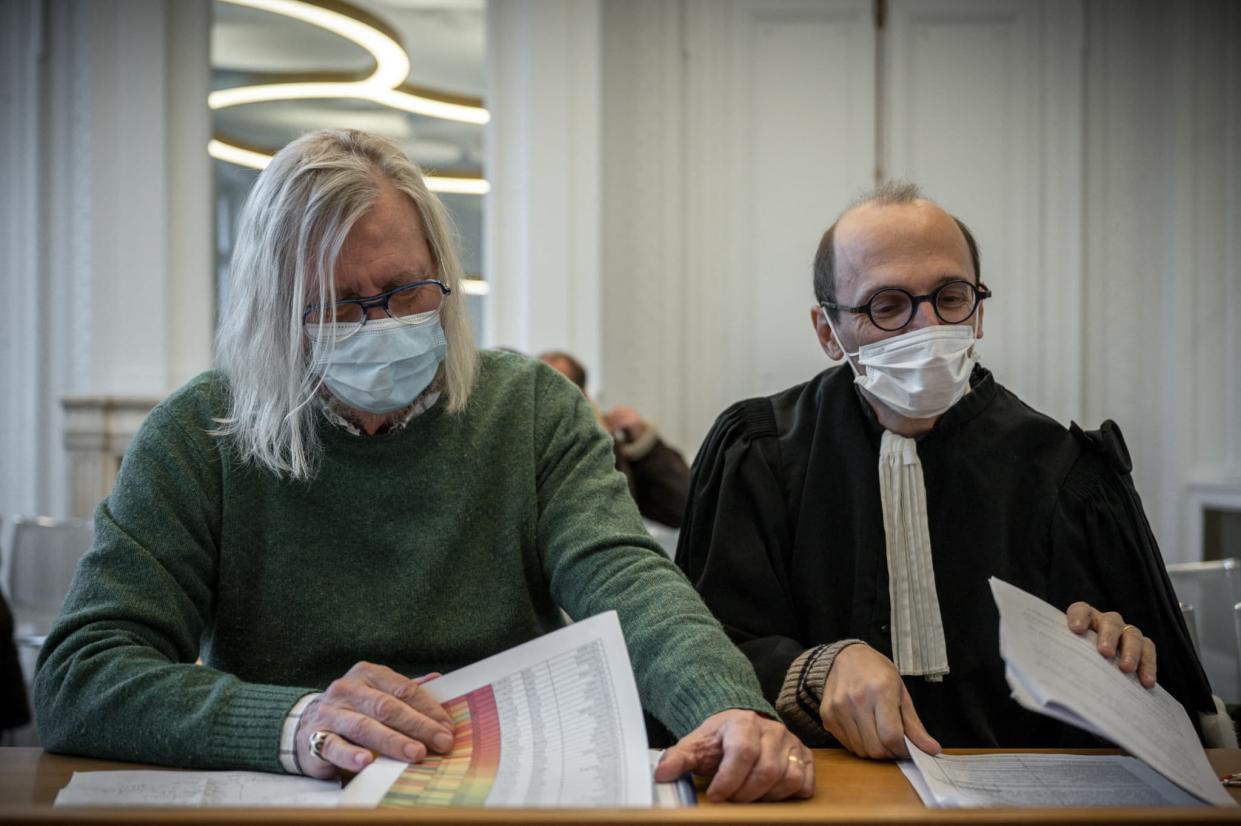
[825,313,978,419]
[315,313,446,414]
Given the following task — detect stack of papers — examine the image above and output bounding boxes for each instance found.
[901,744,1202,807]
[55,771,340,807]
[899,578,1236,808]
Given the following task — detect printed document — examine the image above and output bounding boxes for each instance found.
[54,771,340,807]
[342,611,658,808]
[901,740,1202,807]
[987,577,1234,807]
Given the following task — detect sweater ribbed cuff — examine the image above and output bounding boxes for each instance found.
[776,639,865,745]
[660,670,776,739]
[206,683,313,773]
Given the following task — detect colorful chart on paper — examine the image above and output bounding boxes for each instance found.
[378,686,501,807]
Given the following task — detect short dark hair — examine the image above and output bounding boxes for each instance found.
[538,350,587,390]
[813,182,981,317]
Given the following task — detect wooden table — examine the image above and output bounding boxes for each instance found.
[2,748,1240,825]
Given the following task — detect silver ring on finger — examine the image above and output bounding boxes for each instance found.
[308,729,333,762]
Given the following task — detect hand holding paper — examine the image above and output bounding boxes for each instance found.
[1065,600,1158,688]
[819,643,941,760]
[990,577,1234,807]
[295,663,454,777]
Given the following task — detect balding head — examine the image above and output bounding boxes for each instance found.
[813,182,980,317]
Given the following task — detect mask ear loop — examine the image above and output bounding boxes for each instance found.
[820,304,862,377]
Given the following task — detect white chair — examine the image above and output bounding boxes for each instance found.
[1179,602,1200,654]
[642,520,680,560]
[1166,558,1241,704]
[5,516,94,652]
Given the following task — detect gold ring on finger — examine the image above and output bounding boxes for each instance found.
[787,753,804,766]
[1121,624,1137,636]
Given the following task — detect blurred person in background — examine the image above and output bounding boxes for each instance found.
[540,351,690,529]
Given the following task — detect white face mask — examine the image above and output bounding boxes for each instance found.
[825,313,978,419]
[315,314,446,414]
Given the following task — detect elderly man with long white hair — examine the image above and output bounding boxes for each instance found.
[33,129,811,803]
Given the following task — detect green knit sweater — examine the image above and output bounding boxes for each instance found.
[34,351,772,772]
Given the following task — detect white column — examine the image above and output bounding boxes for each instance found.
[484,0,603,388]
[166,0,215,390]
[0,0,212,521]
[0,0,45,520]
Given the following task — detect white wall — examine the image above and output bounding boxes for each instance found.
[1082,1,1241,561]
[485,0,604,390]
[0,0,212,521]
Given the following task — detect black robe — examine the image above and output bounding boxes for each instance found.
[676,364,1214,747]
[1,588,30,732]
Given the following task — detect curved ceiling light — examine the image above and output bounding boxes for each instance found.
[210,0,411,105]
[211,0,490,189]
[208,138,490,195]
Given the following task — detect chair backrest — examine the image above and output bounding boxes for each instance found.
[6,516,94,625]
[642,520,680,560]
[1166,558,1241,704]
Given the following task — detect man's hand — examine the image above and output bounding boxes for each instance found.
[295,664,452,778]
[654,709,813,802]
[1066,602,1157,688]
[603,406,647,443]
[819,644,941,760]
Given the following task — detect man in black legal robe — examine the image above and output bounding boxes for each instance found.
[676,182,1229,758]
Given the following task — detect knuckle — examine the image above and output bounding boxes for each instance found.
[343,716,368,743]
[752,762,780,787]
[846,686,870,706]
[372,695,398,722]
[732,740,760,763]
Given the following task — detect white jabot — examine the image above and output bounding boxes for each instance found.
[878,430,950,682]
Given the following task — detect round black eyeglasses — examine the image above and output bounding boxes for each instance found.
[821,280,991,332]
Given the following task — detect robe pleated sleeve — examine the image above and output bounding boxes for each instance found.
[675,398,808,702]
[1048,421,1215,722]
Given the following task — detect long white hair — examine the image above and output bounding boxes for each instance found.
[214,129,478,480]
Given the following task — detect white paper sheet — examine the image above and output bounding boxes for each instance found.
[989,577,1235,807]
[341,611,653,808]
[901,740,1203,807]
[54,770,340,807]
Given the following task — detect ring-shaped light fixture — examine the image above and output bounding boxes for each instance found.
[210,0,490,194]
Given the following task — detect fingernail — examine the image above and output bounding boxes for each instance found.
[404,744,423,761]
[433,732,453,752]
[355,752,369,767]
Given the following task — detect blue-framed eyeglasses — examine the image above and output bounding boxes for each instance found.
[303,279,451,340]
[821,279,991,332]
